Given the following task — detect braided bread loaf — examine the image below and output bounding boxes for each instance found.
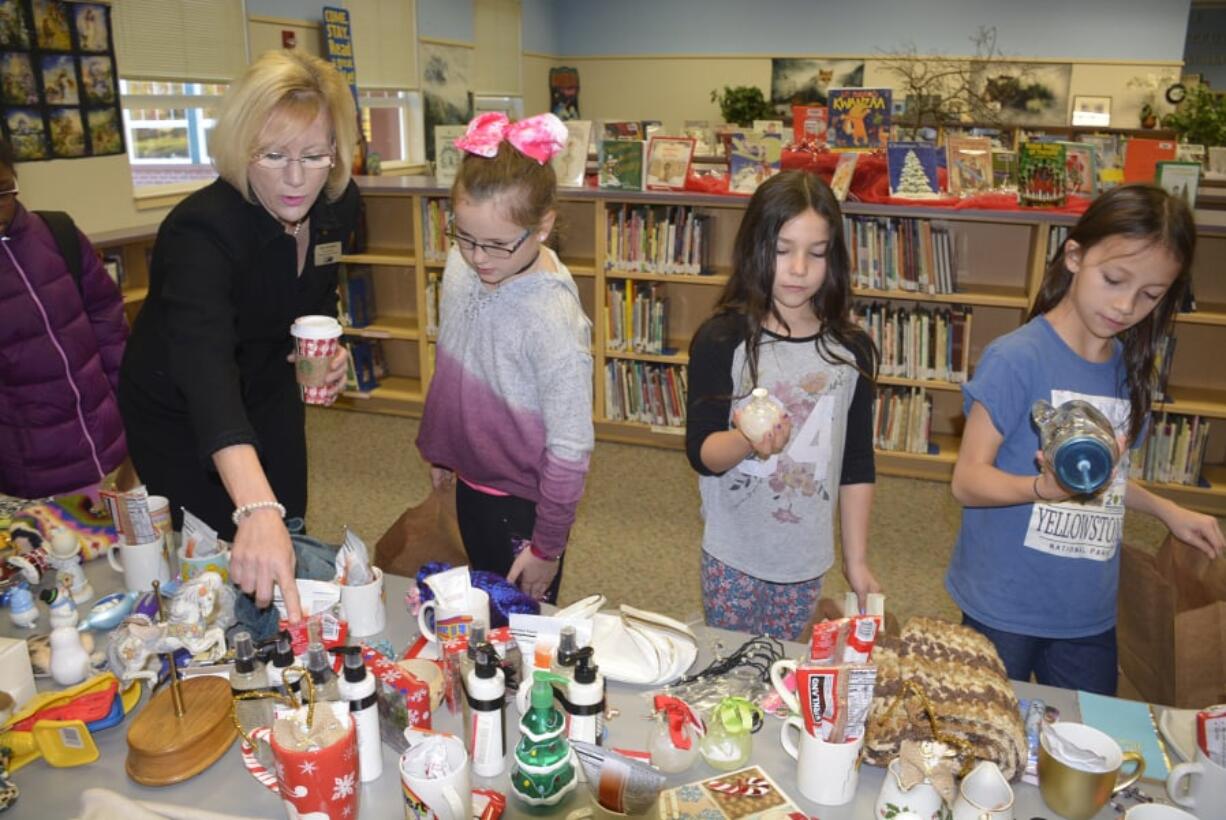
[864,617,1027,781]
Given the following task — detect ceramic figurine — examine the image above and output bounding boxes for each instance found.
[49,626,93,686]
[7,588,37,629]
[41,581,79,629]
[45,528,92,604]
[77,591,139,632]
[0,746,18,813]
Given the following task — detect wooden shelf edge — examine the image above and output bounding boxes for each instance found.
[341,249,415,266]
[852,286,1028,309]
[604,269,729,285]
[877,375,964,392]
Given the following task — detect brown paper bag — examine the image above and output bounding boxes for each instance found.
[373,484,468,579]
[1118,535,1226,708]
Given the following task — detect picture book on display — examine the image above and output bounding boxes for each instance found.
[683,120,716,155]
[828,88,891,149]
[728,131,782,194]
[602,121,642,140]
[752,119,784,137]
[645,136,695,191]
[946,135,993,195]
[599,140,644,190]
[888,142,940,199]
[829,152,858,201]
[433,124,467,186]
[1122,137,1177,184]
[991,149,1017,190]
[1209,146,1226,179]
[1059,141,1097,195]
[1156,161,1201,210]
[551,120,592,188]
[1080,134,1122,189]
[792,104,828,146]
[1017,141,1067,207]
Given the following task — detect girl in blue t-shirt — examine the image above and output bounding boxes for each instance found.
[947,184,1224,695]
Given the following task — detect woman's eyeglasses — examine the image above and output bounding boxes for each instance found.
[252,151,335,170]
[446,228,531,259]
[0,182,19,200]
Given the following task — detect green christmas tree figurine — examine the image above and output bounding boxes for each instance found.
[510,670,578,807]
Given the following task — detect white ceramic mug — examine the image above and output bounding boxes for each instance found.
[106,535,171,592]
[769,658,801,713]
[399,734,471,820]
[1124,805,1198,819]
[418,587,490,645]
[874,757,944,819]
[340,566,386,638]
[952,760,1014,820]
[1167,745,1226,815]
[779,714,863,806]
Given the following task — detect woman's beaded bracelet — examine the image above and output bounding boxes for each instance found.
[231,500,287,527]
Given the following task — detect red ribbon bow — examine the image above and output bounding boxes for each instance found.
[453,112,568,165]
[653,694,703,751]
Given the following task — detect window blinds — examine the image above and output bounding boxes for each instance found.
[110,0,246,82]
[344,0,418,90]
[474,0,521,96]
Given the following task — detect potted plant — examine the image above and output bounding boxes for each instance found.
[1127,72,1177,129]
[710,85,775,128]
[1163,84,1226,150]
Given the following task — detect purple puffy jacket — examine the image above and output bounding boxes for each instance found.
[0,204,127,498]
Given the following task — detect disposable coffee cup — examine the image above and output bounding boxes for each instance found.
[290,315,342,405]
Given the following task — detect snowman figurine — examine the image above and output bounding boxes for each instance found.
[49,625,93,686]
[46,527,92,604]
[41,579,79,629]
[7,587,38,629]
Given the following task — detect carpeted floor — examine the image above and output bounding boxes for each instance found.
[304,407,1195,630]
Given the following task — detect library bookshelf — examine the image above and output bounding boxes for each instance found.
[87,223,158,326]
[268,176,1226,516]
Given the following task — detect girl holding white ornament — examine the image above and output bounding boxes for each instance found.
[686,171,881,641]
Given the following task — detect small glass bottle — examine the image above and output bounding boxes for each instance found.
[267,629,295,697]
[230,630,273,729]
[738,387,783,446]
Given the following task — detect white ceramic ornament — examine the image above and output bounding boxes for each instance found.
[46,528,92,604]
[737,388,783,444]
[7,588,38,629]
[49,625,93,686]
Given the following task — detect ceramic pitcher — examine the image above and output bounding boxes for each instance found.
[876,758,945,820]
[952,760,1014,820]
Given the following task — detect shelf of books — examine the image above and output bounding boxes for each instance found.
[338,176,1226,514]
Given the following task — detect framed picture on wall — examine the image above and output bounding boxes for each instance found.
[1071,95,1112,127]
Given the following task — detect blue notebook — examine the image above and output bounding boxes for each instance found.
[1077,690,1170,780]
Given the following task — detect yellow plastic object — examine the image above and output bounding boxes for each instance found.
[0,672,118,772]
[119,680,142,714]
[31,719,99,767]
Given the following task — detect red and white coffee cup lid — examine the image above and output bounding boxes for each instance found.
[291,315,342,341]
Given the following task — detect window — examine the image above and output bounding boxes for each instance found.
[360,88,425,168]
[120,80,223,188]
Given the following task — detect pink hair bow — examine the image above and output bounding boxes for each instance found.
[453,112,568,165]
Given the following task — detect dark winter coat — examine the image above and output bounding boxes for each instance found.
[0,204,128,498]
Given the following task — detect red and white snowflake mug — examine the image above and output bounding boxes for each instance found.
[269,701,359,820]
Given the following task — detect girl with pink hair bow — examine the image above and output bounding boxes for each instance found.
[416,112,594,603]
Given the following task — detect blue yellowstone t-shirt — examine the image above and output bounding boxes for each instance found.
[945,316,1136,639]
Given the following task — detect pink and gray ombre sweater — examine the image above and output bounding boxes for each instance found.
[416,246,594,557]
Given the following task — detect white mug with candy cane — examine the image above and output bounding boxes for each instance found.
[290,315,342,405]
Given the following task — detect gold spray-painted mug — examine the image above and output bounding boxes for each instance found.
[1038,722,1144,820]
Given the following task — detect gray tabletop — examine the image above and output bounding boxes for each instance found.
[2,558,1171,818]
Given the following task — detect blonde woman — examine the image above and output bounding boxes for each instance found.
[120,51,359,621]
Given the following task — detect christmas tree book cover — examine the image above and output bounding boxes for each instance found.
[888,141,941,199]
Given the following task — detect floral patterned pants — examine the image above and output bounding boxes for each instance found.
[700,551,822,641]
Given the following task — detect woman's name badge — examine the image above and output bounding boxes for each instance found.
[314,241,342,266]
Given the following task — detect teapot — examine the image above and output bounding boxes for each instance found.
[1032,399,1119,495]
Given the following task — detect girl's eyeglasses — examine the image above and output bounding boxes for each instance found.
[447,228,531,259]
[0,182,19,199]
[252,151,335,170]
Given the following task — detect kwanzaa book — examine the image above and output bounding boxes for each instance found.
[828,88,891,149]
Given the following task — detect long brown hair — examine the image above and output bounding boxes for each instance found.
[713,170,877,391]
[1028,184,1195,444]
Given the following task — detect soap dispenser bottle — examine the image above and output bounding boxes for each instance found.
[465,643,506,778]
[335,646,383,782]
[564,647,604,746]
[509,671,578,807]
